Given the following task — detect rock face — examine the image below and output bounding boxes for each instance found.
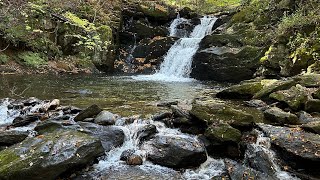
[216,81,264,100]
[258,124,320,175]
[79,122,125,152]
[263,107,299,125]
[0,130,104,180]
[191,34,265,82]
[143,135,207,168]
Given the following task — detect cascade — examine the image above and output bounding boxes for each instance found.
[133,16,217,82]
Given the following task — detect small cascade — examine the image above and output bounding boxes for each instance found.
[0,99,20,126]
[245,130,300,180]
[133,16,217,82]
[126,34,137,64]
[169,14,189,37]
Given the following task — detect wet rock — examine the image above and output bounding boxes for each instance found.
[75,164,182,180]
[143,135,207,168]
[245,144,276,175]
[126,154,143,166]
[152,111,172,121]
[79,122,125,152]
[179,7,198,19]
[47,99,60,110]
[120,149,136,161]
[258,124,320,174]
[225,159,277,180]
[12,114,41,127]
[170,105,190,119]
[127,21,167,41]
[23,97,41,106]
[301,121,320,134]
[35,120,78,134]
[62,106,82,114]
[305,99,320,113]
[264,107,299,125]
[136,124,157,142]
[94,111,119,126]
[0,130,29,146]
[269,84,308,111]
[216,81,263,100]
[172,117,206,135]
[191,45,264,82]
[74,104,102,122]
[0,129,104,180]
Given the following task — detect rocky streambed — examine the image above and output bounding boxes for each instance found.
[1,73,319,180]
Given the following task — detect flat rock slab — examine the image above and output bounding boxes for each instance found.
[258,124,320,173]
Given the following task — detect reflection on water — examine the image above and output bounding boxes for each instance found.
[0,74,209,116]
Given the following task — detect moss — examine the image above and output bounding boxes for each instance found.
[254,79,297,99]
[0,53,9,64]
[204,123,242,143]
[17,51,47,67]
[138,3,169,18]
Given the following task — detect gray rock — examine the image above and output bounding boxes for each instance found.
[79,122,125,152]
[264,107,299,125]
[301,121,320,135]
[143,135,207,168]
[0,130,29,146]
[120,149,136,161]
[258,124,320,174]
[12,114,41,127]
[94,111,119,126]
[74,104,102,121]
[126,154,143,165]
[0,129,104,180]
[305,99,320,113]
[135,124,157,142]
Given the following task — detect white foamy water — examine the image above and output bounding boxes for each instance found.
[169,15,189,37]
[133,16,217,82]
[0,99,20,126]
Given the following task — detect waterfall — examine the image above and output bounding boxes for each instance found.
[133,16,217,82]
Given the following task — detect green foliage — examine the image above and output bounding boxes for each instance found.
[17,52,47,67]
[0,53,9,64]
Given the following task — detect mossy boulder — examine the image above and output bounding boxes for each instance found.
[190,102,255,128]
[0,130,104,180]
[305,99,320,113]
[269,84,309,111]
[301,121,320,135]
[204,123,242,143]
[216,81,264,99]
[253,79,297,99]
[264,107,300,125]
[294,74,320,88]
[138,3,170,21]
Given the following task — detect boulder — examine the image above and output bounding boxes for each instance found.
[0,130,104,180]
[135,124,157,142]
[305,99,320,113]
[12,114,41,127]
[254,79,297,99]
[258,124,320,174]
[225,160,277,180]
[191,46,264,82]
[216,81,264,99]
[204,123,242,143]
[143,135,207,168]
[0,130,29,146]
[74,104,102,122]
[120,149,136,161]
[126,154,143,166]
[127,21,167,41]
[79,122,125,152]
[244,99,268,109]
[179,7,198,19]
[34,119,79,134]
[301,121,320,134]
[295,74,320,88]
[264,107,299,125]
[269,84,309,111]
[94,111,119,126]
[190,102,255,128]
